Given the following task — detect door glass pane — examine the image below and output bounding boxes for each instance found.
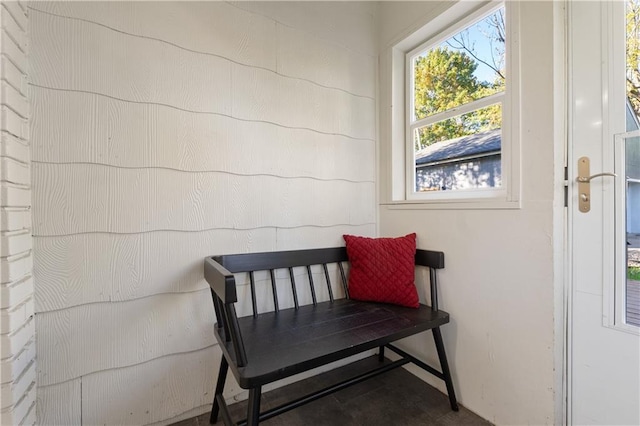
[625,0,640,326]
[625,133,640,327]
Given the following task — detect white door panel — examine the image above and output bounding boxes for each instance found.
[572,292,640,423]
[569,1,640,425]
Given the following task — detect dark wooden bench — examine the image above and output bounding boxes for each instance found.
[204,247,458,425]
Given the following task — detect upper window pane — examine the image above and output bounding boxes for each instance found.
[412,7,506,122]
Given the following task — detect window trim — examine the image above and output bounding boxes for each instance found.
[409,92,505,131]
[387,0,521,209]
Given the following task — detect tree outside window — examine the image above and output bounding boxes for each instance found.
[628,0,640,122]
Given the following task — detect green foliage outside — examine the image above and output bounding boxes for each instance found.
[628,0,640,118]
[628,266,640,281]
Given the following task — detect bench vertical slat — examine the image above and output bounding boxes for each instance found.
[288,267,299,310]
[322,264,334,302]
[306,266,318,305]
[269,269,280,312]
[429,268,438,311]
[338,262,349,299]
[211,291,228,340]
[249,272,258,317]
[219,299,234,343]
[225,304,248,367]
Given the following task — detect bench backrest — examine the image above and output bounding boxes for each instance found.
[204,247,445,366]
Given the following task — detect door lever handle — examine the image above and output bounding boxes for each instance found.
[576,157,616,213]
[576,172,617,183]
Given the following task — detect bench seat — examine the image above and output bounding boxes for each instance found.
[217,298,450,388]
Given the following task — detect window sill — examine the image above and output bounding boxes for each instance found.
[381,198,522,210]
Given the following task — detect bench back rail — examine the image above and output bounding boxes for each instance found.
[204,247,445,368]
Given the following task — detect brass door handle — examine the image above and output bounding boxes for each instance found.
[576,172,617,183]
[577,157,616,213]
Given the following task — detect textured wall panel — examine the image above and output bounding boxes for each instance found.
[229,2,376,56]
[274,223,376,250]
[32,163,375,235]
[36,379,81,426]
[36,291,215,386]
[34,228,277,312]
[30,9,374,140]
[30,1,376,423]
[231,63,375,140]
[30,88,375,183]
[276,24,375,98]
[30,11,233,116]
[30,2,277,71]
[80,347,239,426]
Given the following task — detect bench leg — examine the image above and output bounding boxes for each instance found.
[246,387,262,426]
[210,357,229,424]
[432,327,459,411]
[378,345,385,362]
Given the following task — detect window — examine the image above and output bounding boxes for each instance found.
[621,0,640,328]
[391,1,520,207]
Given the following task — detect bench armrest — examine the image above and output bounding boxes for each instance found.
[416,250,444,269]
[204,256,248,366]
[205,256,238,304]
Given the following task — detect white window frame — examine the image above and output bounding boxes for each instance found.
[388,1,521,209]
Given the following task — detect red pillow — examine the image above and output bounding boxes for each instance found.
[343,233,419,308]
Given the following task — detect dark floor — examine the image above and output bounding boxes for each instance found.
[172,356,491,426]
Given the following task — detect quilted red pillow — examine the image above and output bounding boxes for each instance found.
[343,233,419,308]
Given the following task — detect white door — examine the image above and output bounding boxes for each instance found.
[569,1,640,425]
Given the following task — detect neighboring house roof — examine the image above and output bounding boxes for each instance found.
[415,128,501,166]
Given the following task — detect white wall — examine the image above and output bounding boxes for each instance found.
[0,1,36,424]
[376,2,563,425]
[29,2,376,424]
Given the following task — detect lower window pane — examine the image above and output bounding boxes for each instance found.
[414,104,502,192]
